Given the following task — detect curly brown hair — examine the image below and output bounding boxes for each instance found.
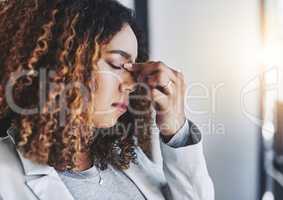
[0,0,152,171]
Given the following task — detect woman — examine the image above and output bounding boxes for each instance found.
[0,0,214,199]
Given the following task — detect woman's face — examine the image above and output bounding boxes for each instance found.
[92,24,138,128]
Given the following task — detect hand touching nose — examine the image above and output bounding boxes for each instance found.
[124,61,186,140]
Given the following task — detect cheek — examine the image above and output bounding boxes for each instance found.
[94,59,123,92]
[94,71,121,90]
[92,71,121,106]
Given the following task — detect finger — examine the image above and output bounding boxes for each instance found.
[173,73,185,89]
[132,62,159,78]
[147,74,174,95]
[123,62,157,82]
[131,61,170,77]
[141,63,177,83]
[151,88,171,112]
[123,63,134,71]
[124,61,181,93]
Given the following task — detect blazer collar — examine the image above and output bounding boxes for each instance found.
[7,127,53,176]
[7,128,74,200]
[6,126,164,200]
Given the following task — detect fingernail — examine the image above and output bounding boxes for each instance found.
[124,63,133,70]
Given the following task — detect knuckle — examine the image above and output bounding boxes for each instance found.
[177,72,184,80]
[177,71,184,77]
[155,61,164,68]
[175,71,185,82]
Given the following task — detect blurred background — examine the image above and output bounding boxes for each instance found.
[118,0,283,199]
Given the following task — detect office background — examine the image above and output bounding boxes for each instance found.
[118,0,283,199]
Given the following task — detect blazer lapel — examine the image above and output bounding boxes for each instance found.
[25,171,74,200]
[121,120,167,200]
[20,155,74,200]
[20,149,162,200]
[7,128,74,200]
[6,124,166,200]
[122,147,166,200]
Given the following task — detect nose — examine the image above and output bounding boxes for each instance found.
[119,70,136,94]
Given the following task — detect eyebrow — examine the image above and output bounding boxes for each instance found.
[106,50,135,62]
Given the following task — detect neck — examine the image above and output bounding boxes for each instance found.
[72,151,93,172]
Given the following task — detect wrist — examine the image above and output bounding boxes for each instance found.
[159,116,186,139]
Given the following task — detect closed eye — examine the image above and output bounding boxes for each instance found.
[107,62,123,70]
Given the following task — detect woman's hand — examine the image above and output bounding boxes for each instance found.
[124,61,186,141]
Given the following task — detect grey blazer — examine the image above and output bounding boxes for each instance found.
[0,120,214,200]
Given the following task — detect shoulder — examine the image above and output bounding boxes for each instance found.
[0,136,24,176]
[0,137,30,197]
[0,136,17,161]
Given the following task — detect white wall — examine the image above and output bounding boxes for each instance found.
[149,0,262,199]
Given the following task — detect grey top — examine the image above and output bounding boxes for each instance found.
[57,120,190,200]
[57,165,146,200]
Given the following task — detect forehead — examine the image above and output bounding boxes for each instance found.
[101,24,138,62]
